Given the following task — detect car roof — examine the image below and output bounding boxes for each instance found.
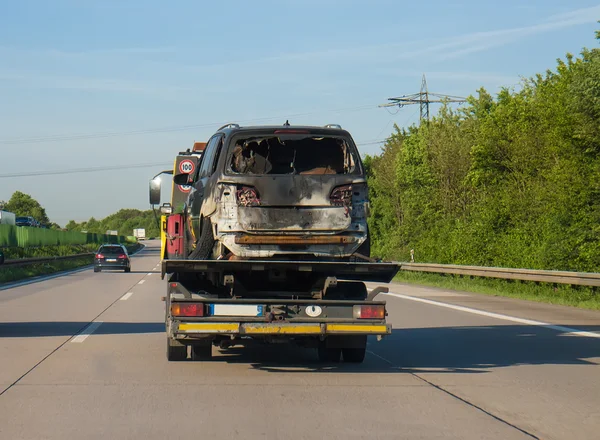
[214,124,353,138]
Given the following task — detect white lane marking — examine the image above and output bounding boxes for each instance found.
[120,292,134,301]
[147,273,152,276]
[72,321,103,343]
[384,292,600,339]
[138,279,145,284]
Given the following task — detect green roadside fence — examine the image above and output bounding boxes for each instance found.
[0,224,136,248]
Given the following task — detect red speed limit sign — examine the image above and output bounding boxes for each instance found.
[179,159,195,174]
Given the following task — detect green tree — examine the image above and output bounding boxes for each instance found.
[5,191,50,225]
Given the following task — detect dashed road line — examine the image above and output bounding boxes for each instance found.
[71,321,103,343]
[138,279,146,285]
[120,292,134,301]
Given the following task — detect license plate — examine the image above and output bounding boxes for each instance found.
[209,304,263,317]
[107,259,117,262]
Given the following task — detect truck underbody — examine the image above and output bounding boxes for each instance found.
[162,259,400,363]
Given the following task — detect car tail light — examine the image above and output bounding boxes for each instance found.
[236,186,260,206]
[95,253,104,259]
[118,254,127,259]
[171,303,204,317]
[330,185,352,206]
[353,305,385,319]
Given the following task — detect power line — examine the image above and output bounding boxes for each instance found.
[0,162,171,179]
[0,140,386,179]
[0,104,379,145]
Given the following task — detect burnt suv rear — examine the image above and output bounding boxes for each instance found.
[209,126,369,259]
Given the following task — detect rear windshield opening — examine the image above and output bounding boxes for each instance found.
[100,246,125,254]
[229,136,357,175]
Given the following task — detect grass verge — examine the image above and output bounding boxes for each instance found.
[0,242,143,285]
[394,271,600,311]
[0,256,93,284]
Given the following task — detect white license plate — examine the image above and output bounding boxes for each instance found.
[209,304,263,317]
[107,259,117,262]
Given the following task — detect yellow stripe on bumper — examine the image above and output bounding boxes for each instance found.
[327,324,390,334]
[242,323,322,335]
[178,323,240,333]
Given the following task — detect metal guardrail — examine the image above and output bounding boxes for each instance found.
[1,253,94,267]
[401,263,600,287]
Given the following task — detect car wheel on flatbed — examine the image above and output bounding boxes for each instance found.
[124,267,131,273]
[94,267,100,273]
[191,343,212,361]
[166,338,187,361]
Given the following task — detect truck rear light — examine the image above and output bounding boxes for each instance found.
[236,186,260,206]
[95,253,104,259]
[171,303,205,317]
[353,305,385,319]
[330,185,352,206]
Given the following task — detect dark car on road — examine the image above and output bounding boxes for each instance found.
[94,244,131,273]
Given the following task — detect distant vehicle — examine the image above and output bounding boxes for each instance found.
[15,216,37,227]
[133,228,146,240]
[106,230,118,236]
[94,244,131,273]
[0,211,16,226]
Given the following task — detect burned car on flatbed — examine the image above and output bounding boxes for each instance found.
[173,123,371,261]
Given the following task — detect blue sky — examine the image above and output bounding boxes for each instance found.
[1,0,599,225]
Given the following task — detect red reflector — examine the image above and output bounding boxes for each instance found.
[171,303,204,317]
[169,283,178,288]
[356,305,385,319]
[95,253,104,259]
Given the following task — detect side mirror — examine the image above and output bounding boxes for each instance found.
[149,178,161,205]
[173,173,192,185]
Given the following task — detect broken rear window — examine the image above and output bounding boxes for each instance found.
[228,136,359,175]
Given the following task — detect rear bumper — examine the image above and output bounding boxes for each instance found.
[95,260,130,269]
[174,321,391,337]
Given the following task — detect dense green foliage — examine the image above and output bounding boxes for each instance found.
[367,32,600,272]
[4,191,54,227]
[65,209,160,238]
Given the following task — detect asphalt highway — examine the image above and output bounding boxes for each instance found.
[1,241,599,440]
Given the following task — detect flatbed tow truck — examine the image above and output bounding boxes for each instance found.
[152,129,401,363]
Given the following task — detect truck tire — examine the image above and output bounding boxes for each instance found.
[124,267,131,273]
[342,346,366,363]
[94,267,101,273]
[188,217,215,260]
[342,335,367,363]
[317,343,341,363]
[191,343,212,361]
[166,338,187,361]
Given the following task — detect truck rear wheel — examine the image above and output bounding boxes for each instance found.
[317,343,341,363]
[342,335,367,363]
[342,346,366,363]
[166,338,187,361]
[191,343,212,361]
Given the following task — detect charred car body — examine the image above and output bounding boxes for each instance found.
[173,124,370,261]
[153,124,399,363]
